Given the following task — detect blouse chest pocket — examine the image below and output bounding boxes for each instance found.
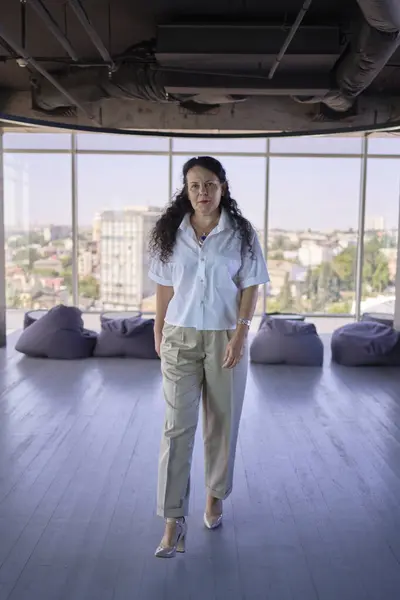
[169,261,184,285]
[215,255,242,289]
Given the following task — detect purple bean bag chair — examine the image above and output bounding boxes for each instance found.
[331,321,400,366]
[93,314,159,359]
[15,305,97,359]
[250,317,324,366]
[361,312,394,328]
[23,309,48,329]
[260,312,305,325]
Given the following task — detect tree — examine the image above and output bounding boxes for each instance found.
[79,275,100,300]
[61,256,73,269]
[271,235,298,252]
[362,237,390,293]
[270,250,285,260]
[8,294,23,308]
[305,266,316,302]
[327,300,351,314]
[29,232,45,246]
[332,247,356,291]
[271,235,287,251]
[266,297,281,313]
[371,261,390,293]
[308,236,391,310]
[62,267,73,295]
[305,261,340,311]
[278,272,294,311]
[14,248,41,269]
[33,268,55,277]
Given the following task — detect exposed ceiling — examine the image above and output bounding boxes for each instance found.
[0,0,400,134]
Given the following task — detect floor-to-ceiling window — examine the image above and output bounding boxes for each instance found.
[3,133,72,316]
[361,135,400,318]
[76,134,170,313]
[2,129,400,334]
[265,136,365,332]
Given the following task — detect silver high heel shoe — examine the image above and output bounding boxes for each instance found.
[204,499,223,530]
[154,517,187,558]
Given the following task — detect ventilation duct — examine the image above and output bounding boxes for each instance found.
[31,0,400,118]
[32,64,171,114]
[358,0,400,31]
[293,0,400,113]
[32,63,260,115]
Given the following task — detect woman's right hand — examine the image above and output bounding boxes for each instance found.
[154,329,163,357]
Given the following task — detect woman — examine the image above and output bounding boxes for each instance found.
[148,155,269,558]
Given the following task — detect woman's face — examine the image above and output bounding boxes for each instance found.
[186,166,224,217]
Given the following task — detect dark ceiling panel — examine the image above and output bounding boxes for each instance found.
[0,0,398,133]
[155,24,342,56]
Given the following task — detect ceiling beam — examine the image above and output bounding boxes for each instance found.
[0,24,97,124]
[67,0,115,69]
[27,0,79,61]
[268,0,313,79]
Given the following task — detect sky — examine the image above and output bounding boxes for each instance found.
[3,133,400,232]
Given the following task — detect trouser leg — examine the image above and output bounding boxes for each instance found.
[157,324,204,517]
[202,330,248,500]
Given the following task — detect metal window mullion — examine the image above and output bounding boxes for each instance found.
[3,148,400,160]
[263,138,270,314]
[168,137,173,201]
[77,149,169,156]
[71,134,78,306]
[355,135,369,321]
[3,149,71,154]
[0,129,5,346]
[394,178,400,330]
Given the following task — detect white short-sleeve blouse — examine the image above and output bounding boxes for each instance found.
[149,209,269,330]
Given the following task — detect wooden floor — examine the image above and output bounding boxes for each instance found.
[1,334,400,600]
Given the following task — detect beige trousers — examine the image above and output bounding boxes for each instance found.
[157,323,248,518]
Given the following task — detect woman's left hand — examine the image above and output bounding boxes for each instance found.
[222,332,246,369]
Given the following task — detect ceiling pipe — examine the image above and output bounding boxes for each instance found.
[357,0,400,31]
[268,0,313,79]
[293,0,400,114]
[67,0,115,70]
[0,23,98,123]
[27,0,79,61]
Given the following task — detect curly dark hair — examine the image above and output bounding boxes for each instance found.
[149,155,254,263]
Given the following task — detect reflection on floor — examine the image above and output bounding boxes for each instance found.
[1,333,400,600]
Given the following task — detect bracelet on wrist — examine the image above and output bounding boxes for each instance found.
[237,318,251,328]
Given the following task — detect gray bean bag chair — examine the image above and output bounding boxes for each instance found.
[93,314,159,359]
[250,317,324,366]
[16,305,97,359]
[331,321,400,366]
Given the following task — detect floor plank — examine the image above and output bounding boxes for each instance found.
[1,335,400,599]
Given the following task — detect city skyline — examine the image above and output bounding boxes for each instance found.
[5,215,397,317]
[3,131,399,321]
[5,219,396,234]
